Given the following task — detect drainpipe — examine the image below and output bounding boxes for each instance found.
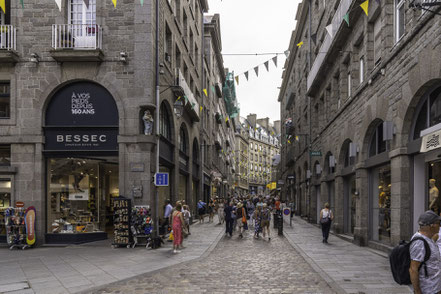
[308,0,312,223]
[155,0,160,236]
[200,7,205,215]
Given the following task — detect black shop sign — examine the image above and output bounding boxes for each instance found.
[44,82,119,152]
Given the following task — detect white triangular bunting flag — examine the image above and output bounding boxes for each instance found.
[244,71,249,81]
[254,66,259,77]
[55,0,62,11]
[326,24,334,38]
[264,61,269,72]
[272,56,278,67]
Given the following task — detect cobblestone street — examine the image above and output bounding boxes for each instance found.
[93,226,336,294]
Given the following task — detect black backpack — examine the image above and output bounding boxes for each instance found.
[389,237,431,285]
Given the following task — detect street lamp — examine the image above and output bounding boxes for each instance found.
[173,99,184,118]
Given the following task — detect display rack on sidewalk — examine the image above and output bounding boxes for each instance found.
[112,197,132,248]
[130,205,153,248]
[5,206,36,250]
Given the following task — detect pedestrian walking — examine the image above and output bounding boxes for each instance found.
[247,199,255,227]
[162,199,173,237]
[197,200,206,223]
[171,203,185,254]
[261,203,271,241]
[208,199,215,223]
[254,206,262,239]
[218,199,225,224]
[224,201,234,237]
[320,203,333,243]
[409,210,441,294]
[236,202,246,238]
[182,205,191,236]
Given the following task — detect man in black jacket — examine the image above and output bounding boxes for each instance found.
[224,202,234,237]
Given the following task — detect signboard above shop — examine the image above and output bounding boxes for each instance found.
[45,82,119,127]
[44,82,119,152]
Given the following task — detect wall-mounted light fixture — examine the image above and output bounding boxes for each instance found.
[30,53,39,63]
[119,52,127,63]
[173,99,184,118]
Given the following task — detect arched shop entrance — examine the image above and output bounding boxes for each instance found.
[44,81,119,244]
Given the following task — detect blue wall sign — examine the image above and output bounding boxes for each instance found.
[155,173,169,186]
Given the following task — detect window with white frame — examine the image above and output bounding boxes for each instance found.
[359,57,364,84]
[347,72,352,98]
[69,0,96,25]
[395,0,405,42]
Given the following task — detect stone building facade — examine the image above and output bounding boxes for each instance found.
[279,0,441,250]
[0,0,236,245]
[242,114,280,195]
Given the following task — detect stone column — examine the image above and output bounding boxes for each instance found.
[333,175,345,234]
[12,143,45,245]
[390,149,412,244]
[354,165,369,246]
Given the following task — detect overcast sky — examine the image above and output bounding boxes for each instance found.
[207,0,299,122]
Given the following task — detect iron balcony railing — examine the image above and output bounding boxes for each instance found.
[0,25,16,50]
[52,24,102,49]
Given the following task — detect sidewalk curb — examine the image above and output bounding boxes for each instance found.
[77,226,225,294]
[282,220,347,294]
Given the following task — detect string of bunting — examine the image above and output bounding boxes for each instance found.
[0,0,146,13]
[234,54,286,86]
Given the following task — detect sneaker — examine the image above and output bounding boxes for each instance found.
[268,237,271,241]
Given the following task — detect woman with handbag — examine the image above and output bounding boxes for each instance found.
[320,202,333,244]
[171,203,185,253]
[254,206,262,239]
[235,202,247,238]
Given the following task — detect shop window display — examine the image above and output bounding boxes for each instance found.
[47,158,118,234]
[372,165,391,243]
[428,161,441,214]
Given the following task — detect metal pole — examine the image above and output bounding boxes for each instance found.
[200,6,205,217]
[155,0,160,236]
[307,0,312,223]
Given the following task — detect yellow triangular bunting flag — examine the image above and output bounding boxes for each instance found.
[235,76,239,85]
[0,0,5,13]
[360,0,369,16]
[200,106,203,113]
[203,89,208,97]
[112,0,117,7]
[297,41,304,48]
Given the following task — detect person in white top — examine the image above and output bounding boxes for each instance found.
[320,202,334,244]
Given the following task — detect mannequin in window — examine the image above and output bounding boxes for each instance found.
[429,179,440,214]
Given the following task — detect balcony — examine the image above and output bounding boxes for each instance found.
[176,70,200,122]
[50,24,104,62]
[0,25,18,63]
[307,0,352,94]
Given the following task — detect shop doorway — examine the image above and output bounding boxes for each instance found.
[47,157,118,237]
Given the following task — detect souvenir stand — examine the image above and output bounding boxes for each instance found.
[130,205,153,248]
[112,197,132,248]
[5,206,36,250]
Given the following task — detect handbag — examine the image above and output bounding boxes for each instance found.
[182,225,189,237]
[243,222,248,230]
[242,208,247,224]
[320,217,330,224]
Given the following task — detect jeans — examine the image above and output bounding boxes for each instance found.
[225,219,234,236]
[321,221,331,241]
